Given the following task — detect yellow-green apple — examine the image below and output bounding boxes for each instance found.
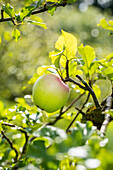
[32,73,70,113]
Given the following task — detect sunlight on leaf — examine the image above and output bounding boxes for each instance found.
[27,20,47,29]
[78,44,95,75]
[12,29,20,41]
[98,18,113,31]
[92,84,101,100]
[55,30,77,60]
[2,3,15,18]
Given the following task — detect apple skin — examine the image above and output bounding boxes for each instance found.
[32,73,70,113]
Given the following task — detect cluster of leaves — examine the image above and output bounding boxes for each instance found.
[0,0,77,42]
[0,97,113,169]
[0,29,113,169]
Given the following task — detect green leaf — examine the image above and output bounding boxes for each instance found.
[67,0,77,3]
[27,20,47,29]
[101,67,113,80]
[47,6,56,16]
[98,18,113,31]
[2,3,15,18]
[30,15,44,23]
[12,29,20,41]
[78,44,95,75]
[69,61,83,77]
[49,50,66,67]
[37,65,55,75]
[92,84,101,100]
[27,140,46,158]
[54,55,61,68]
[89,61,99,77]
[55,30,77,60]
[20,6,35,21]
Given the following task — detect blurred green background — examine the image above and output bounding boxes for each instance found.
[0,0,113,106]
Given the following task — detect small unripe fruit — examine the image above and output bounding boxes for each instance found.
[32,73,70,113]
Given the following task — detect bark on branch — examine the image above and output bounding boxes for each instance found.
[100,95,112,137]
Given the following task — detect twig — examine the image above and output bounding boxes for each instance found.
[66,93,90,132]
[76,75,101,109]
[65,59,69,78]
[62,92,85,114]
[19,130,29,159]
[2,122,16,127]
[75,107,85,115]
[1,9,4,19]
[47,107,64,126]
[64,77,87,90]
[66,112,80,133]
[100,96,112,137]
[1,130,18,162]
[81,92,90,110]
[2,122,29,158]
[0,2,67,23]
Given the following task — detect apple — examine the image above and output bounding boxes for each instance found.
[32,73,70,113]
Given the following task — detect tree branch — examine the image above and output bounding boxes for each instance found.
[2,122,29,159]
[0,2,67,23]
[76,75,101,109]
[1,130,18,162]
[1,9,4,19]
[66,92,90,132]
[100,95,112,137]
[62,92,85,114]
[64,77,87,90]
[19,130,29,159]
[65,59,69,79]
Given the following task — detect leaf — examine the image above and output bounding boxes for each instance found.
[69,61,83,77]
[47,6,56,16]
[98,18,113,31]
[12,29,20,41]
[37,65,56,75]
[102,67,113,80]
[106,52,113,61]
[89,62,99,76]
[30,15,44,23]
[92,84,101,100]
[78,44,95,75]
[0,36,1,43]
[54,55,61,68]
[20,5,35,21]
[2,3,15,18]
[28,73,39,85]
[67,0,77,3]
[27,140,48,159]
[27,20,47,29]
[55,30,77,60]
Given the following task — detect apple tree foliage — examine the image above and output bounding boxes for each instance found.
[0,0,113,169]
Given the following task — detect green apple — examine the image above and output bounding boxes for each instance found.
[32,73,70,113]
